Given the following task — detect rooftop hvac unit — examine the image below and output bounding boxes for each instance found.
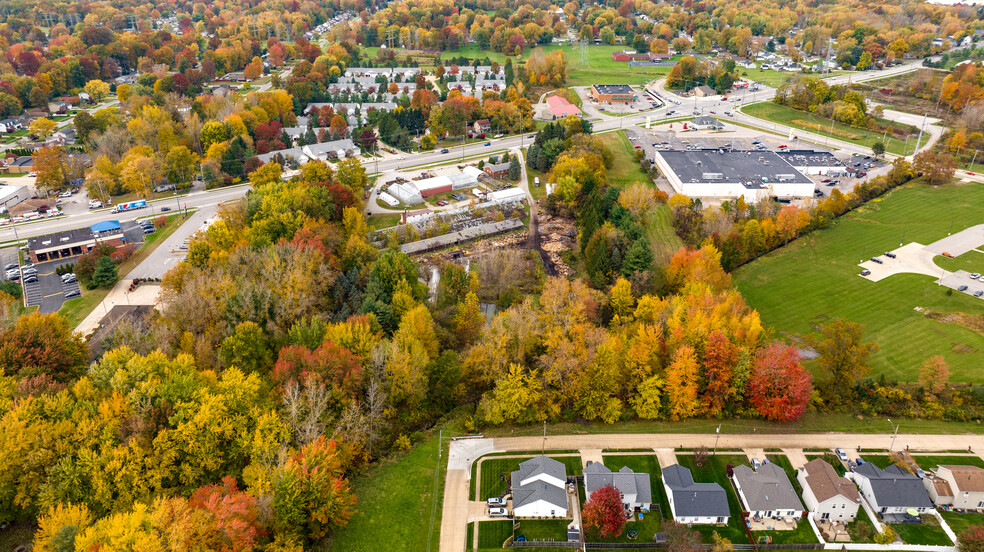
[60,237,70,242]
[42,240,51,245]
[702,172,724,180]
[776,174,796,182]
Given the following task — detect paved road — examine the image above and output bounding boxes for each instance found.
[439,431,984,552]
[127,206,217,279]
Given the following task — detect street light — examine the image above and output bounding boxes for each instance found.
[887,418,900,452]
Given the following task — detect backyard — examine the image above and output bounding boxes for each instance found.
[675,454,750,544]
[890,515,952,546]
[478,455,582,500]
[741,101,924,156]
[735,181,984,382]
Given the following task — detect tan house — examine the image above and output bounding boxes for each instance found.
[798,458,861,522]
[932,466,984,510]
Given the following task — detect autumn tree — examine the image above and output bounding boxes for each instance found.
[84,79,110,102]
[665,521,703,552]
[806,318,877,403]
[0,312,88,382]
[33,502,93,552]
[29,117,58,139]
[220,321,273,375]
[582,485,626,538]
[958,526,984,552]
[665,345,700,420]
[919,355,950,395]
[335,157,368,196]
[912,150,957,186]
[749,343,813,422]
[33,145,66,195]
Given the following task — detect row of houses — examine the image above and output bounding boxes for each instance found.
[504,454,984,527]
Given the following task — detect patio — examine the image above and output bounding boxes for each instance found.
[747,517,799,531]
[818,520,852,542]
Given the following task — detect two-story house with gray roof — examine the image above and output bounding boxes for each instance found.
[510,456,569,518]
[733,463,805,520]
[662,464,730,524]
[584,462,652,511]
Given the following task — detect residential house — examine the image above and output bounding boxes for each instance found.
[851,463,934,516]
[662,464,731,525]
[691,116,723,130]
[583,462,653,511]
[0,118,24,133]
[733,463,805,520]
[473,119,492,134]
[932,466,984,511]
[211,84,240,97]
[923,472,954,506]
[78,92,92,104]
[510,456,570,518]
[798,458,861,522]
[48,101,70,115]
[484,162,511,178]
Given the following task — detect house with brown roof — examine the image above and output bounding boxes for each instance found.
[924,473,954,506]
[473,119,491,134]
[933,465,984,511]
[798,458,861,521]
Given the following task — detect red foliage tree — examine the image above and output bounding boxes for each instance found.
[179,476,265,551]
[0,312,89,382]
[748,342,813,422]
[702,330,738,416]
[582,485,626,538]
[272,342,363,395]
[957,525,984,552]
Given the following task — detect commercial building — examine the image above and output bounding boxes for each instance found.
[0,183,29,211]
[691,116,723,130]
[26,220,126,263]
[775,150,846,176]
[651,150,815,201]
[546,96,582,118]
[692,85,717,97]
[590,84,638,104]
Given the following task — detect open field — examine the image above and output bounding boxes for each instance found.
[675,454,750,543]
[647,204,684,264]
[735,181,984,382]
[940,509,984,535]
[599,131,650,186]
[326,425,446,552]
[742,102,924,156]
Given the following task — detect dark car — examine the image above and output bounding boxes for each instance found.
[861,269,871,276]
[884,252,896,258]
[161,206,171,212]
[440,148,450,154]
[3,263,16,271]
[871,257,883,264]
[959,285,969,291]
[976,291,983,298]
[143,227,156,234]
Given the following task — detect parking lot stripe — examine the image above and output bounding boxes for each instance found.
[43,292,63,298]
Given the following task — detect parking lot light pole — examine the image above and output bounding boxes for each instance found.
[888,418,900,452]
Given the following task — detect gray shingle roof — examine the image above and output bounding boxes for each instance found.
[662,464,730,518]
[854,463,933,508]
[511,456,569,510]
[584,463,653,505]
[733,463,804,512]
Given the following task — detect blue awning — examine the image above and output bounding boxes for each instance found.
[90,220,121,232]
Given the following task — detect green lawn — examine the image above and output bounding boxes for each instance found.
[479,455,582,500]
[478,520,513,548]
[367,213,401,231]
[590,511,662,544]
[861,454,984,471]
[741,102,924,156]
[734,181,984,382]
[647,204,684,264]
[941,509,984,535]
[326,426,446,552]
[934,248,984,273]
[891,515,952,546]
[514,519,569,542]
[523,153,548,201]
[847,506,877,542]
[752,518,818,544]
[599,131,650,186]
[675,454,750,544]
[603,455,672,521]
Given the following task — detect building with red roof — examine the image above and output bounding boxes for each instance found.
[545,96,582,118]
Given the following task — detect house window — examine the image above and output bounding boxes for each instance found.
[821,513,830,520]
[717,517,725,523]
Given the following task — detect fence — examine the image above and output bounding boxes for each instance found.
[508,542,826,550]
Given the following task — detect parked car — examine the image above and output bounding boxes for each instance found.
[943,252,954,258]
[23,275,37,284]
[487,497,506,507]
[65,290,81,299]
[3,263,16,271]
[884,252,896,259]
[971,273,981,279]
[488,507,509,517]
[836,448,849,462]
[484,142,491,146]
[6,272,19,281]
[751,458,761,470]
[860,269,871,276]
[871,257,883,264]
[959,285,969,291]
[976,291,983,298]
[143,227,156,234]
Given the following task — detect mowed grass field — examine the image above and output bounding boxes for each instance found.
[741,102,924,156]
[734,181,984,382]
[600,131,651,186]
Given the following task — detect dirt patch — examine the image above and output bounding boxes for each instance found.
[925,310,984,343]
[536,214,576,277]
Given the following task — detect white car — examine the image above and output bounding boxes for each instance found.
[60,191,72,198]
[488,507,508,517]
[487,497,506,507]
[835,448,849,462]
[89,201,102,209]
[27,172,37,177]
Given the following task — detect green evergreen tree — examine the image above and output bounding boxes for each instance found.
[508,157,521,180]
[622,238,654,275]
[91,256,118,288]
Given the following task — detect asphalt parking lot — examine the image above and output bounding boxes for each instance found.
[22,257,81,313]
[940,270,984,299]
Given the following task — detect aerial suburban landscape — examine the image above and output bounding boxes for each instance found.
[2,0,984,550]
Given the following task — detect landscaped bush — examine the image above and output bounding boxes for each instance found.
[154,215,168,228]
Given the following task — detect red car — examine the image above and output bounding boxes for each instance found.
[968,172,977,176]
[778,144,788,148]
[821,179,832,183]
[634,145,641,149]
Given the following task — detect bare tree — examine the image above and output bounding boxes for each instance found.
[282,378,331,445]
[365,378,388,458]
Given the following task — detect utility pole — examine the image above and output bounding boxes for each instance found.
[713,424,722,455]
[541,420,546,455]
[914,113,927,156]
[888,418,900,451]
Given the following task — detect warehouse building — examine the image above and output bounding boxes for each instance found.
[590,84,638,104]
[775,150,846,176]
[0,183,29,211]
[652,149,815,201]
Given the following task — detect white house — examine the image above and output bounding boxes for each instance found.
[851,463,933,516]
[583,462,653,511]
[691,116,723,130]
[662,464,730,525]
[733,463,805,520]
[510,456,569,518]
[932,465,984,511]
[798,458,861,522]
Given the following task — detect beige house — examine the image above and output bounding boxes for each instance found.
[798,458,861,522]
[932,466,984,510]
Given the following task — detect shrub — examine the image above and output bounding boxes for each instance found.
[0,280,22,299]
[110,243,137,264]
[154,215,168,228]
